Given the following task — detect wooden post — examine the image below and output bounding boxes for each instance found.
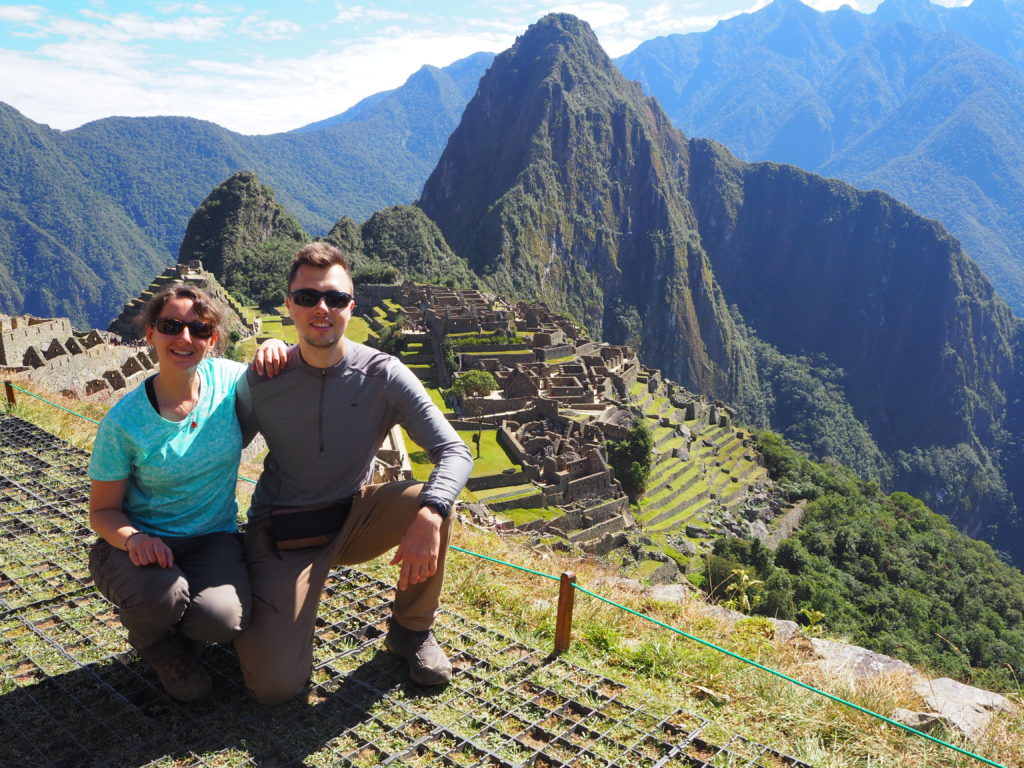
[554,571,577,654]
[4,381,14,409]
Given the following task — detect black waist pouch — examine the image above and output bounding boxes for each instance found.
[269,499,353,550]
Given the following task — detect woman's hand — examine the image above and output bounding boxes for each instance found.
[90,479,174,568]
[253,338,289,378]
[126,532,174,568]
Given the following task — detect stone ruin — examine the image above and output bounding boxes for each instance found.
[0,314,158,401]
[108,260,258,343]
[4,261,258,402]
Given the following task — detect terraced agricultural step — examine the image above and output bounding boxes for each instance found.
[646,459,691,496]
[647,495,714,534]
[645,484,711,527]
[652,426,680,450]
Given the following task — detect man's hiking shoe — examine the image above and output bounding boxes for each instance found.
[142,635,212,702]
[384,622,452,686]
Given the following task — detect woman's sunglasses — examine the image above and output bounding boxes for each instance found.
[153,317,216,339]
[289,289,353,309]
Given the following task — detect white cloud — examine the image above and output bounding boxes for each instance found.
[0,4,45,23]
[1,25,513,135]
[332,4,410,24]
[107,13,228,41]
[552,1,741,55]
[156,2,215,13]
[238,12,302,40]
[45,11,228,43]
[802,0,863,10]
[542,2,632,27]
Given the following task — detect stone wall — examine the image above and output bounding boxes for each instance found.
[466,470,529,491]
[534,343,575,361]
[460,396,535,416]
[108,262,256,342]
[2,312,163,400]
[21,345,156,398]
[0,317,74,367]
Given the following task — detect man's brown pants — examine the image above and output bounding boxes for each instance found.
[234,480,453,705]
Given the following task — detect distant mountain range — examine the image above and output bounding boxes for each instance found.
[616,0,1024,314]
[9,0,1024,327]
[0,53,490,326]
[6,2,1024,565]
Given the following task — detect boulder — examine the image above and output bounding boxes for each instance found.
[912,677,1013,741]
[808,638,922,682]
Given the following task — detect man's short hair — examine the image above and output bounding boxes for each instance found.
[288,243,351,289]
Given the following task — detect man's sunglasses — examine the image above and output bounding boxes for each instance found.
[153,317,216,339]
[289,288,353,309]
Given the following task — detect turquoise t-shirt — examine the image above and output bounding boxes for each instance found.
[89,357,247,537]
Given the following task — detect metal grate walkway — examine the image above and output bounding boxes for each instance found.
[0,414,812,767]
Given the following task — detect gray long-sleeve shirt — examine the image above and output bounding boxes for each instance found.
[236,341,472,520]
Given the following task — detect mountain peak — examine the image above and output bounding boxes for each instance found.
[420,13,737,395]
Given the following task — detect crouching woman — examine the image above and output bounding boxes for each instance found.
[87,282,281,702]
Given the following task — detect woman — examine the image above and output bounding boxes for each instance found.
[88,282,283,702]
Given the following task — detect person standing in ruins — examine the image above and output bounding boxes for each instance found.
[88,283,285,702]
[234,242,472,705]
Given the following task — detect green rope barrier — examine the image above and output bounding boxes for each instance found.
[7,382,100,424]
[449,544,560,581]
[452,545,1007,768]
[5,382,257,484]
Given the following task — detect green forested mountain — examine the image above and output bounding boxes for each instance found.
[0,54,490,327]
[615,0,1024,314]
[716,431,1024,691]
[358,206,479,289]
[178,171,308,307]
[0,104,169,327]
[418,13,1024,564]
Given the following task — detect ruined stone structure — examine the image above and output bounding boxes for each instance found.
[1,314,159,401]
[2,262,259,402]
[108,260,257,342]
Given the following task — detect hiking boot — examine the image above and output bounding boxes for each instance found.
[141,635,212,702]
[384,621,452,686]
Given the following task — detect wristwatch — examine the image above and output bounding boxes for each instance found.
[422,500,450,519]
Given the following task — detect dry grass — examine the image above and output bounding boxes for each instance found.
[4,377,109,450]
[419,523,1024,768]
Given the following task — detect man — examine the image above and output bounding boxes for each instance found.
[235,243,473,705]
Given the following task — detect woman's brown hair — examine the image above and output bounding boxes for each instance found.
[139,282,226,354]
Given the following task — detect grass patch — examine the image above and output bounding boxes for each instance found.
[472,483,537,501]
[456,429,519,476]
[346,315,372,344]
[402,426,518,481]
[499,506,563,526]
[426,386,451,413]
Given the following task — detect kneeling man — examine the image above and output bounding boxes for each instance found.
[236,243,472,705]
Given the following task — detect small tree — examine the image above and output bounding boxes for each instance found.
[605,420,653,500]
[448,369,498,400]
[376,322,408,355]
[447,370,498,455]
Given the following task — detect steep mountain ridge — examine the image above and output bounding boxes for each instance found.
[419,13,1024,562]
[617,0,1024,314]
[177,171,307,306]
[420,14,747,398]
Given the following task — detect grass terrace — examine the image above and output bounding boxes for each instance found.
[498,505,564,526]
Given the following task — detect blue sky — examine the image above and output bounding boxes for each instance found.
[0,0,960,134]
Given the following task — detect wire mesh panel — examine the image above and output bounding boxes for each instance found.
[0,413,814,768]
